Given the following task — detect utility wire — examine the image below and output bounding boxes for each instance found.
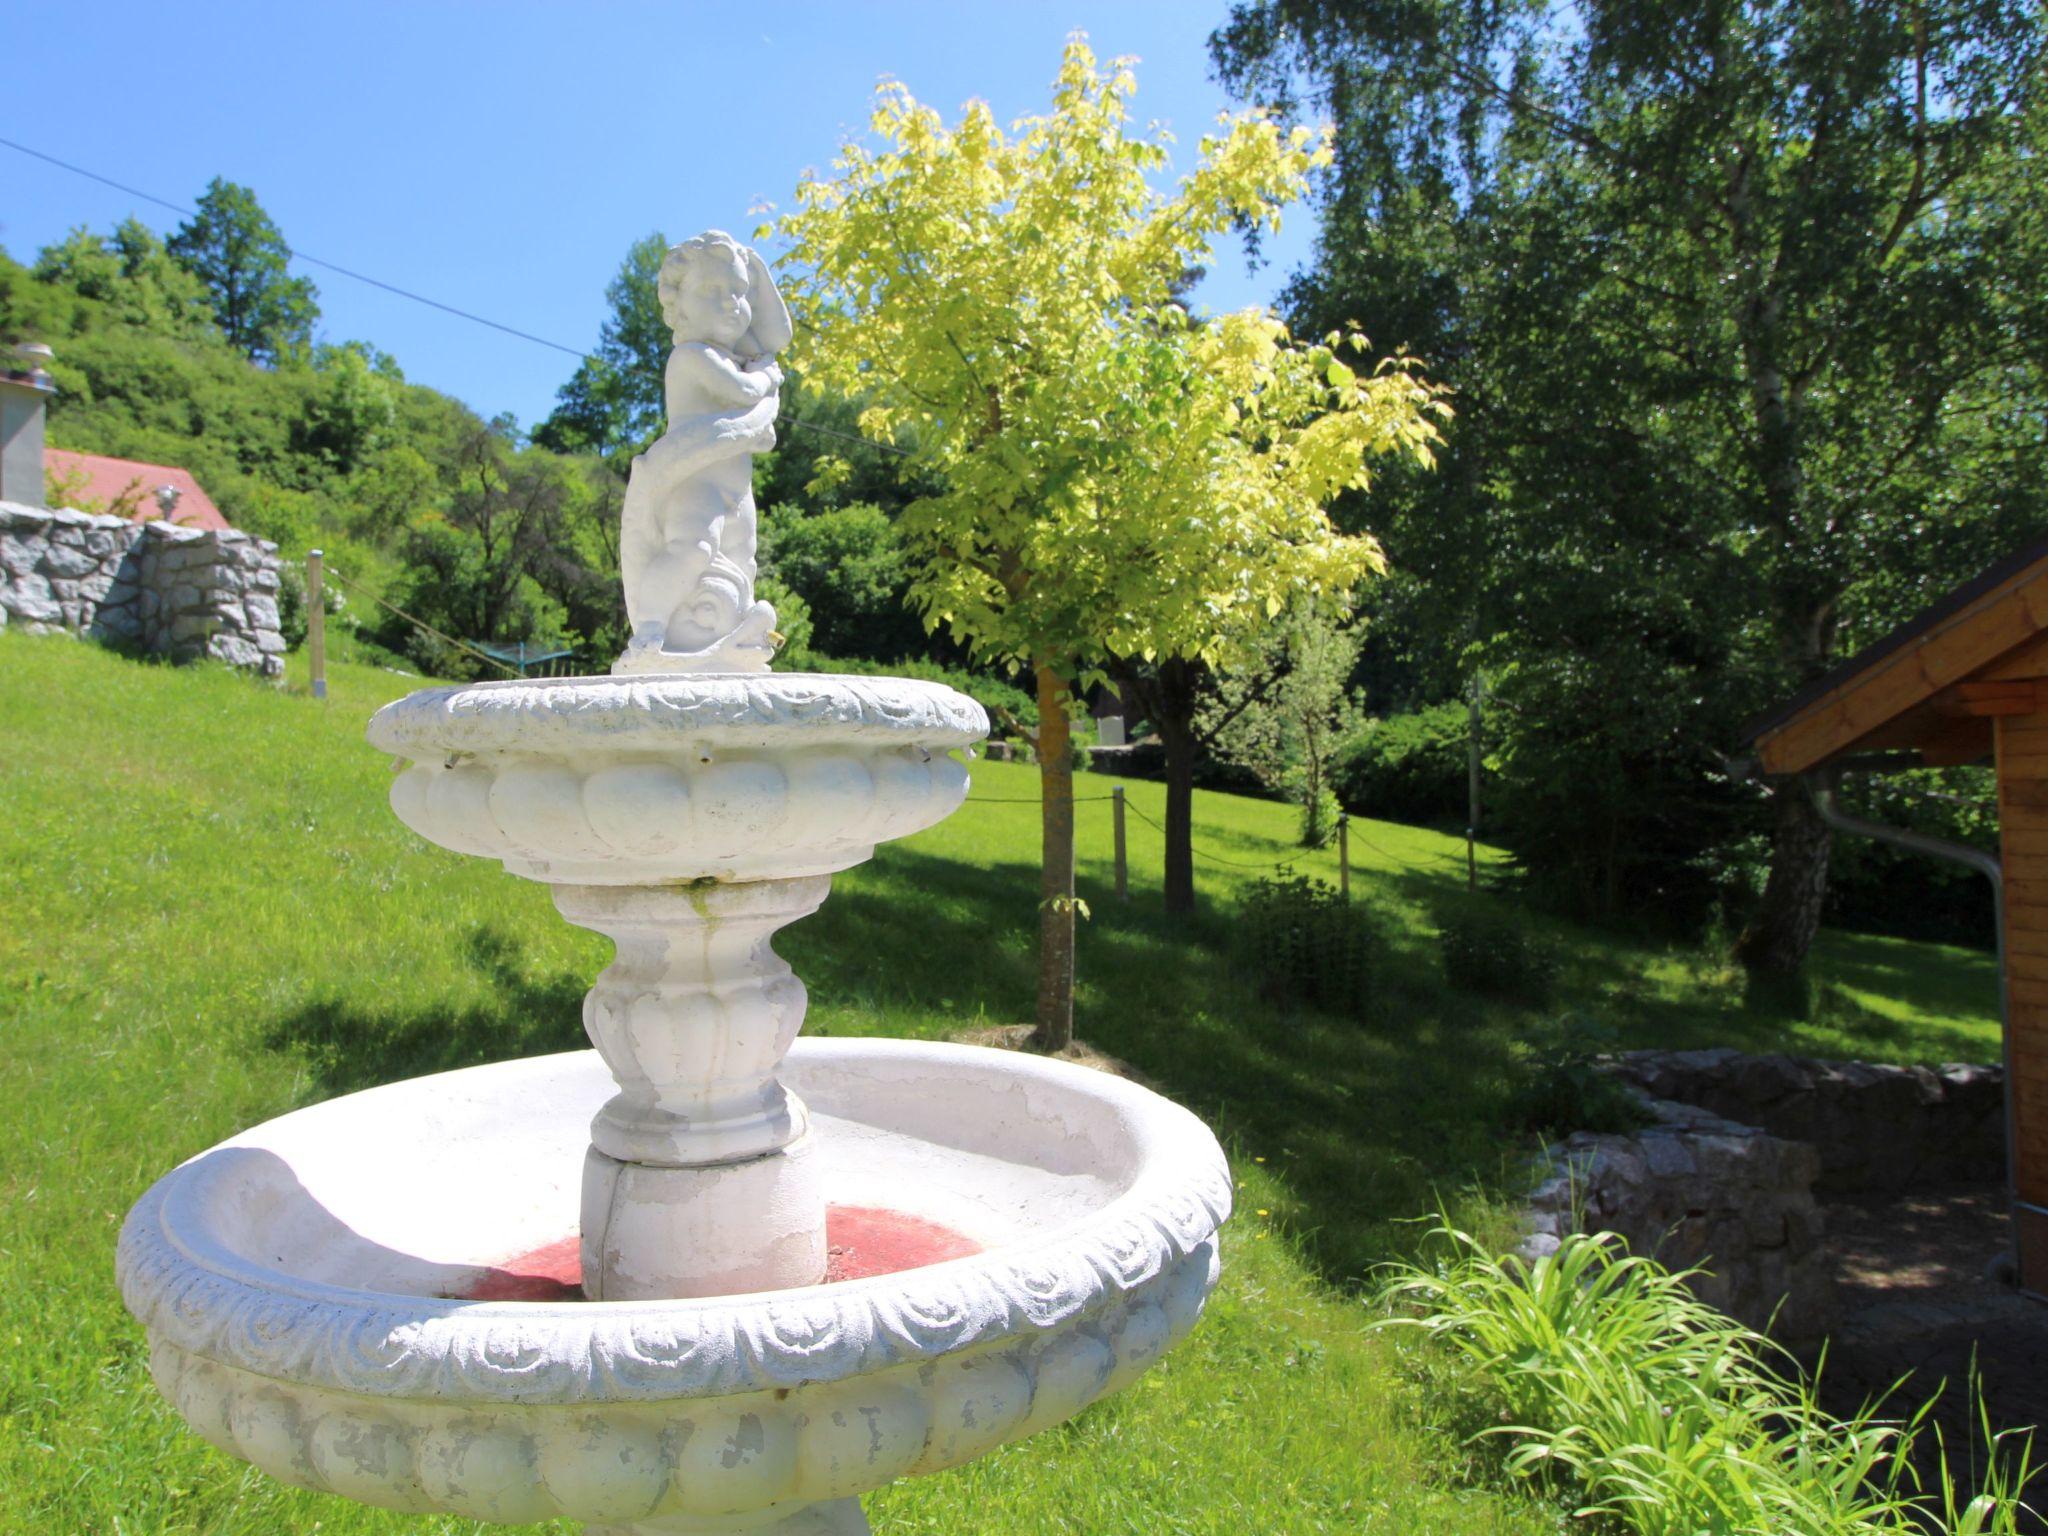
[0,134,912,458]
[0,135,589,359]
[323,566,522,679]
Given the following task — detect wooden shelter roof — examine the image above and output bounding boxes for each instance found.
[1747,533,2048,776]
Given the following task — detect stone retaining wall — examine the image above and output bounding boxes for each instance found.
[1608,1048,2005,1195]
[1524,1096,1837,1341]
[1521,1047,2007,1344]
[0,501,284,678]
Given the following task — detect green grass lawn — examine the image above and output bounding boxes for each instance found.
[0,632,2001,1534]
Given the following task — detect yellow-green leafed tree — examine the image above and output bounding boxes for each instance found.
[774,38,1446,1050]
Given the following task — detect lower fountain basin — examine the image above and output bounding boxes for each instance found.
[118,1039,1231,1527]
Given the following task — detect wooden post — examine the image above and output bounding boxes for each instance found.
[306,549,327,701]
[1468,679,1483,892]
[1112,785,1128,903]
[1338,814,1350,901]
[1997,711,2048,1296]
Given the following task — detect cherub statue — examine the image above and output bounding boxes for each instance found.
[613,230,792,675]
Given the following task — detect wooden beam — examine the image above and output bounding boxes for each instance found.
[1755,561,2048,774]
[1936,680,2048,716]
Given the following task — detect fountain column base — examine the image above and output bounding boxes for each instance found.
[581,1134,826,1300]
[586,1495,869,1534]
[555,877,834,1299]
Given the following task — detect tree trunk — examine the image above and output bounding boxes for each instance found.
[1108,656,1206,916]
[1031,662,1077,1051]
[1158,714,1197,915]
[1735,777,1833,976]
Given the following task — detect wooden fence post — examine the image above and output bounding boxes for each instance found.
[1338,814,1351,901]
[306,549,327,701]
[1467,679,1483,891]
[1113,785,1128,903]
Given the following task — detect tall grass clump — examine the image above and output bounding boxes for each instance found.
[1377,1222,2037,1535]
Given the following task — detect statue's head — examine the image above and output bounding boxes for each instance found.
[659,231,792,359]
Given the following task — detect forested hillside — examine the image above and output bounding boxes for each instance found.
[0,185,977,694]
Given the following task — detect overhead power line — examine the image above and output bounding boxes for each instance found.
[2,134,918,459]
[0,135,589,358]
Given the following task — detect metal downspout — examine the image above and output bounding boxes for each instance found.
[1808,778,2027,1288]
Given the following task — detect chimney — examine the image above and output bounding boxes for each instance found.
[1,342,56,508]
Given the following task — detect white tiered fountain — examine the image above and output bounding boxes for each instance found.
[117,230,1231,1535]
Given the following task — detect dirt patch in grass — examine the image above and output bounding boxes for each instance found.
[950,1022,1158,1087]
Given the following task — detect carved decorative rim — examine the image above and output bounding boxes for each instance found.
[117,1040,1232,1406]
[367,674,988,759]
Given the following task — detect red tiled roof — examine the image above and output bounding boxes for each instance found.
[42,449,231,532]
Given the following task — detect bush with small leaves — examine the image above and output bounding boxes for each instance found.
[1236,871,1381,1016]
[1503,1013,1652,1137]
[1438,908,1559,1004]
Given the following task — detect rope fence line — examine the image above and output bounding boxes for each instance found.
[1120,799,1298,871]
[322,566,524,680]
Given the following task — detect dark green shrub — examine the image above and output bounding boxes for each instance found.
[1236,872,1381,1015]
[1503,1014,1652,1137]
[1438,908,1560,1003]
[1333,701,1472,827]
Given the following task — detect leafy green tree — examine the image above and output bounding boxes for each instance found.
[533,233,668,454]
[167,179,319,364]
[1204,602,1366,847]
[775,40,1442,1046]
[33,218,215,340]
[297,342,398,473]
[758,501,922,661]
[1216,0,2048,968]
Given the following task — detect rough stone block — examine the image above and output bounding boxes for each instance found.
[40,542,98,578]
[244,594,281,630]
[5,587,62,623]
[169,613,217,644]
[92,605,142,642]
[251,568,281,592]
[207,634,262,669]
[1639,1132,1697,1178]
[255,630,288,655]
[167,583,203,613]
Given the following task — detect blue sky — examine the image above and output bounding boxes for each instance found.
[3,1,1320,429]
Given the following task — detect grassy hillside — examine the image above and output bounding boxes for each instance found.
[0,632,1999,1533]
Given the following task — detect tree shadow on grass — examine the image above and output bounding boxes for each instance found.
[265,926,588,1097]
[809,845,1532,1289]
[259,848,1532,1295]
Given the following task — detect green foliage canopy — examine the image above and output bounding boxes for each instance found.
[167,178,320,365]
[772,38,1445,685]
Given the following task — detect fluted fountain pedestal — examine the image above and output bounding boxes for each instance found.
[370,671,985,1307]
[559,878,831,1299]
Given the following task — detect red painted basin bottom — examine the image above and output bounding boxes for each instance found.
[462,1206,984,1301]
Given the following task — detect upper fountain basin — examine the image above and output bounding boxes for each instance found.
[116,1039,1230,1525]
[367,672,987,883]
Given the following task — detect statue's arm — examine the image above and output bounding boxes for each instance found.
[671,343,777,407]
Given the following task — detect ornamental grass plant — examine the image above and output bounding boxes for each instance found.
[1377,1222,2037,1535]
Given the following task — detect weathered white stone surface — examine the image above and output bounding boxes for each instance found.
[0,501,285,676]
[613,232,791,676]
[370,674,983,884]
[117,1043,1231,1529]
